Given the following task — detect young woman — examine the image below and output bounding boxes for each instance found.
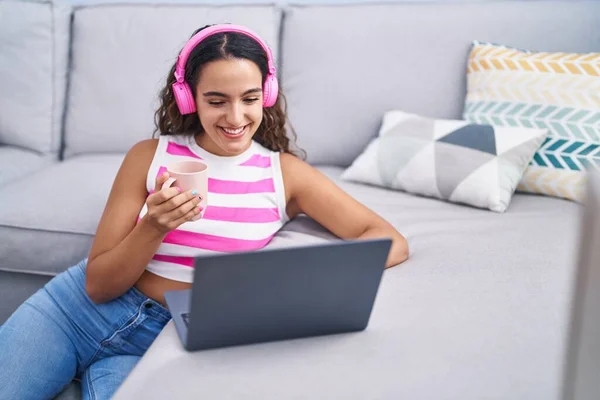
[0,24,408,400]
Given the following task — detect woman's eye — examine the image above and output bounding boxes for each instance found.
[208,98,258,106]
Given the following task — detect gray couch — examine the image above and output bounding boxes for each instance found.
[1,0,598,399]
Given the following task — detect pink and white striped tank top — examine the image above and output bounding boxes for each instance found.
[139,134,289,282]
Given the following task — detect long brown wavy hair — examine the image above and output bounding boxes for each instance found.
[154,25,304,158]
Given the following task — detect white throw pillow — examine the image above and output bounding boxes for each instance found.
[342,111,547,212]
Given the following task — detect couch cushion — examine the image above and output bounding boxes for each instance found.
[63,4,281,158]
[0,146,55,185]
[0,154,124,276]
[282,1,600,166]
[0,0,71,155]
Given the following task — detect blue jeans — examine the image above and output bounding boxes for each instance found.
[0,259,171,399]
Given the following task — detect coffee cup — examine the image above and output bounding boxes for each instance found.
[161,160,208,220]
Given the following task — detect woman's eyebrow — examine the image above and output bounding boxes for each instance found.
[202,88,262,98]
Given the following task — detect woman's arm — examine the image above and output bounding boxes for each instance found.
[85,140,162,304]
[281,153,409,268]
[85,139,201,304]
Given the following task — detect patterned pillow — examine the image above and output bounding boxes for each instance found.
[341,111,547,212]
[463,41,600,202]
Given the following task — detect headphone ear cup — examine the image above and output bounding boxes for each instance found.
[173,81,197,115]
[262,74,279,108]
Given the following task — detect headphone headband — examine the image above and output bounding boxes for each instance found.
[174,24,276,83]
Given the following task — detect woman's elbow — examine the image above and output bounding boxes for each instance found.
[387,234,409,268]
[85,264,107,304]
[85,279,104,304]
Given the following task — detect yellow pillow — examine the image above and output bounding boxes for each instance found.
[463,41,600,201]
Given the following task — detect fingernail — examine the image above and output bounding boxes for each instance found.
[198,206,204,212]
[192,190,198,196]
[177,187,182,193]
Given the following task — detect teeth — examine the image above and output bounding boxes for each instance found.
[222,126,245,135]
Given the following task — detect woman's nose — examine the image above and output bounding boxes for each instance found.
[226,104,244,126]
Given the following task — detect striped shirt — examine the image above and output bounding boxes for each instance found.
[139,134,289,282]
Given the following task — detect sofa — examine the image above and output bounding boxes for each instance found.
[1,0,598,398]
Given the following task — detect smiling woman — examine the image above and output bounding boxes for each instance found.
[0,23,409,400]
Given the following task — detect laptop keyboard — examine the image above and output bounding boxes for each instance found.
[181,312,190,327]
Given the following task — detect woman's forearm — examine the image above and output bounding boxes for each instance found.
[85,216,166,304]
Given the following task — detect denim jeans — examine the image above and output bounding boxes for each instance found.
[0,259,172,400]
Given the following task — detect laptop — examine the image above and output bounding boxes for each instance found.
[562,171,600,400]
[164,238,392,351]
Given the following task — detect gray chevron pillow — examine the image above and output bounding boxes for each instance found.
[342,110,547,212]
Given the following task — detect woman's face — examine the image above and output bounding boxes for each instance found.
[194,58,264,156]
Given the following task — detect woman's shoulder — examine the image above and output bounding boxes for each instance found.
[117,138,162,178]
[279,151,314,195]
[279,151,310,171]
[126,138,160,161]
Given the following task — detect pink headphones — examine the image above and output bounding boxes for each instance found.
[172,24,279,115]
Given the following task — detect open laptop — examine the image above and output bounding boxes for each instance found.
[164,238,392,351]
[562,171,600,400]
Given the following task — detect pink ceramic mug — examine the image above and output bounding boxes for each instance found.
[161,160,208,220]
